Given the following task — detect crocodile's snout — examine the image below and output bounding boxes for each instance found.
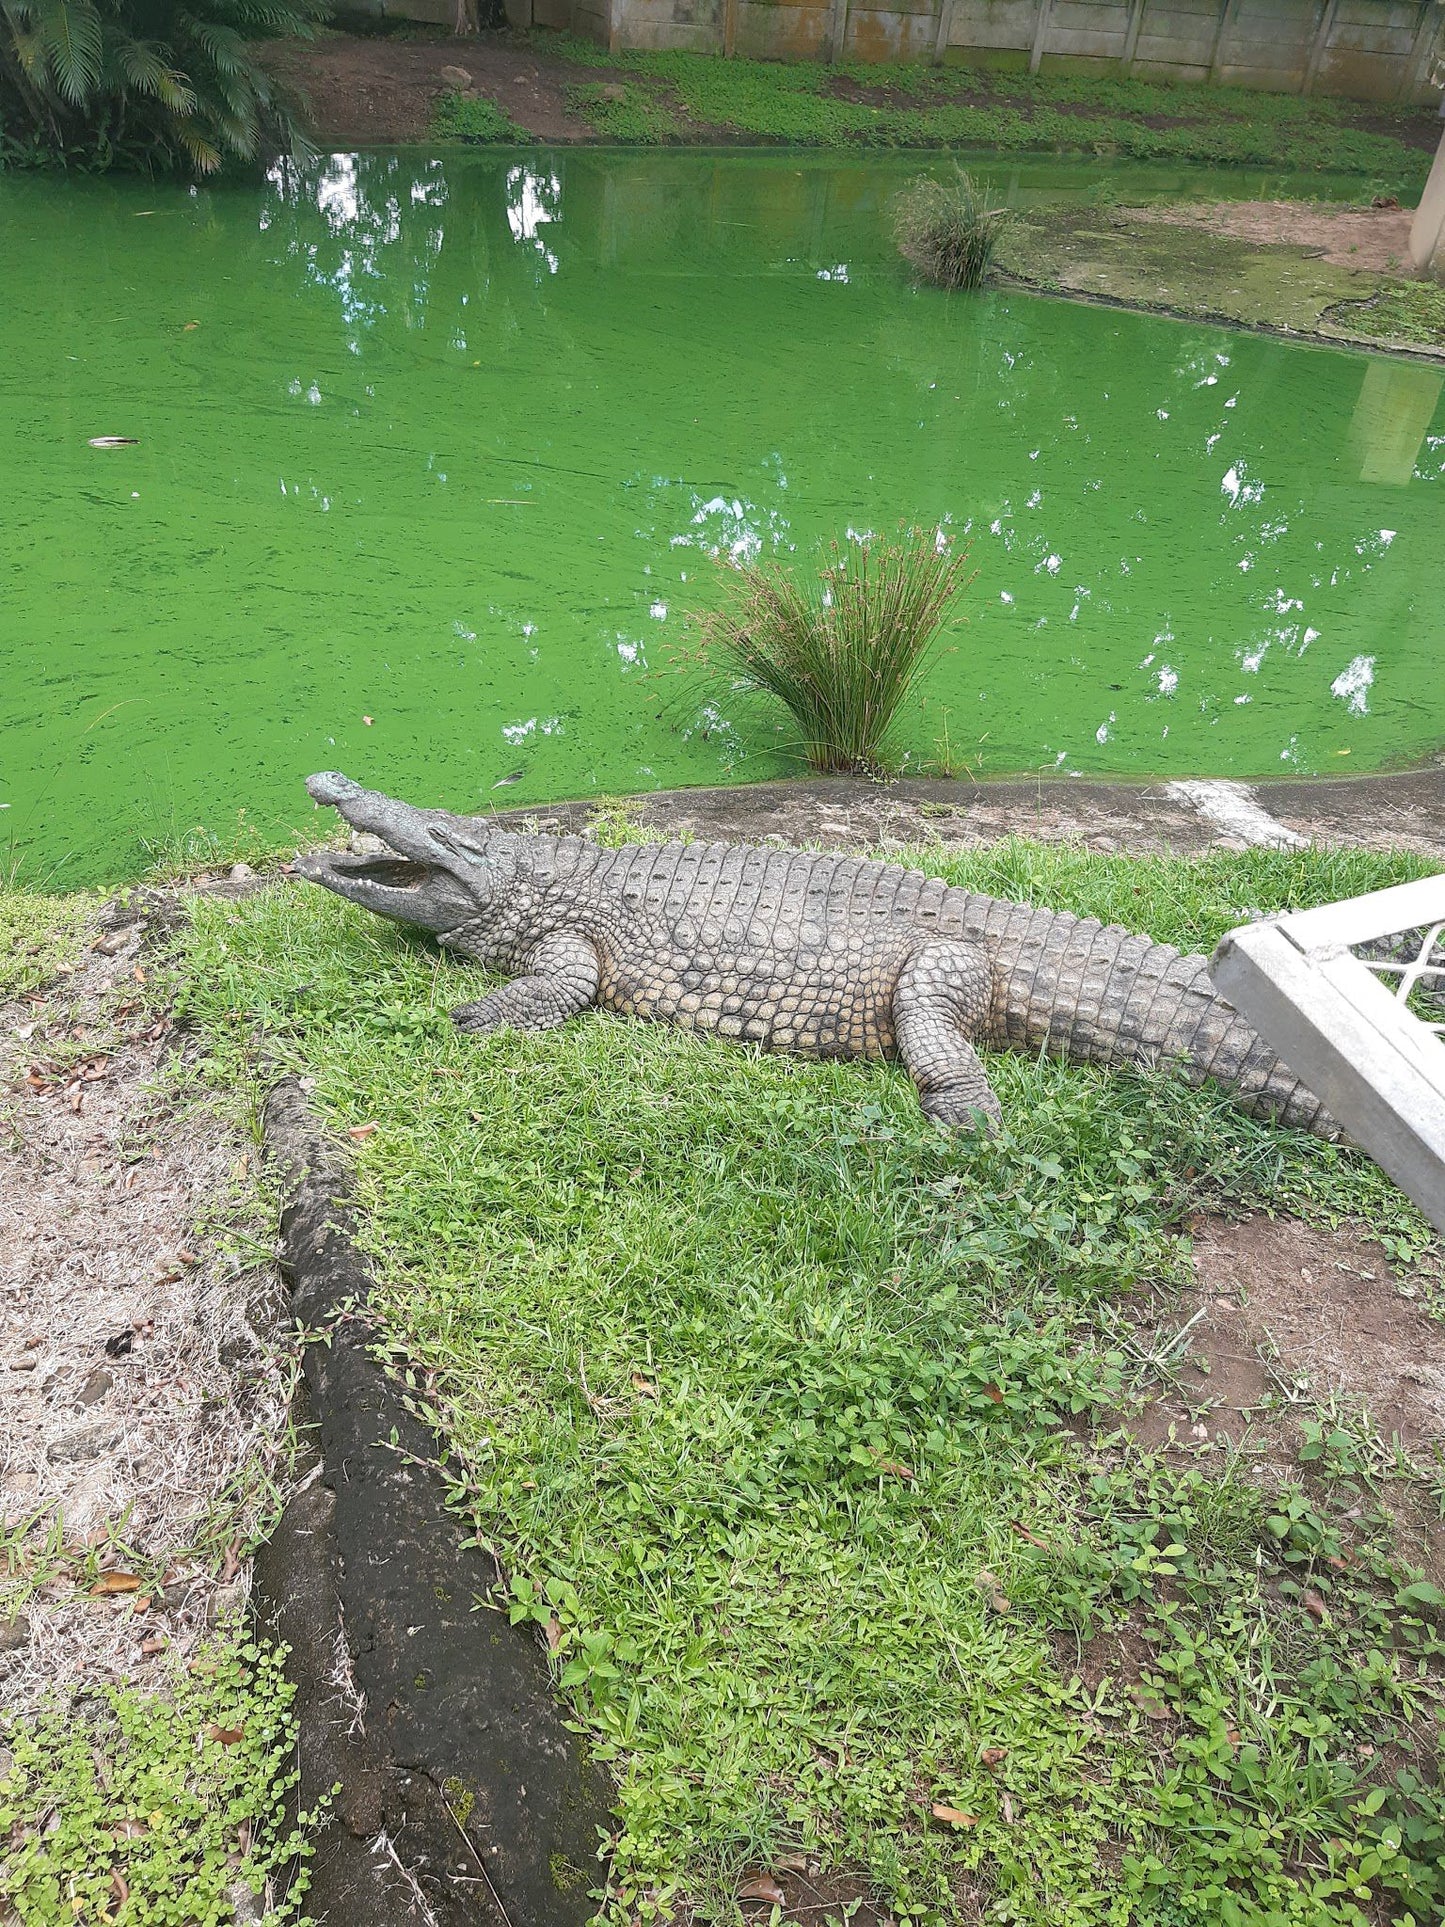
[307,770,361,808]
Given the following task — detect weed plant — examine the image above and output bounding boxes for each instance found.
[0,888,96,998]
[696,527,972,773]
[894,169,1013,290]
[0,1643,315,1921]
[173,838,1443,1923]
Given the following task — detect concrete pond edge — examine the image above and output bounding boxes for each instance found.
[256,1076,611,1927]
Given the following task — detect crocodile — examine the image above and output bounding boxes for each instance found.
[294,771,1330,1135]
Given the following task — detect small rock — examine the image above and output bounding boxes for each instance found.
[207,1581,248,1625]
[0,1615,31,1655]
[75,1368,114,1408]
[438,63,472,87]
[229,1879,264,1924]
[228,862,254,882]
[48,1419,120,1463]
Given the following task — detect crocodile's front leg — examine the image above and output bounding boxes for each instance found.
[892,942,1003,1132]
[452,931,601,1035]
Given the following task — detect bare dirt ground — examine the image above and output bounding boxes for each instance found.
[263,29,599,144]
[1130,1215,1445,1465]
[0,894,291,1718]
[1136,198,1417,275]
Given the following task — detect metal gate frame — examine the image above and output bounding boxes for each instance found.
[1210,876,1445,1234]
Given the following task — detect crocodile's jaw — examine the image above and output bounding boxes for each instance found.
[292,848,476,935]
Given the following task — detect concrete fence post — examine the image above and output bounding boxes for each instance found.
[1028,0,1054,74]
[1121,0,1149,70]
[932,0,959,62]
[1208,0,1242,80]
[1410,122,1445,279]
[1303,0,1341,92]
[1398,0,1443,103]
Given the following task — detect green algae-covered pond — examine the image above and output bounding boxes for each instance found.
[2,150,1442,885]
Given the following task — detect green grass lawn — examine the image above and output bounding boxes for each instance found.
[539,38,1435,190]
[174,835,1445,1925]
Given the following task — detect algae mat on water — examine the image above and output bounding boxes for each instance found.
[1,150,1443,886]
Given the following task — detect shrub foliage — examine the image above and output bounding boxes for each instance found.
[894,167,1014,290]
[0,0,326,174]
[697,525,972,774]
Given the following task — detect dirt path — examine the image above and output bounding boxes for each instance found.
[0,890,290,1716]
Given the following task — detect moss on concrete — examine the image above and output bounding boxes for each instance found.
[995,204,1445,358]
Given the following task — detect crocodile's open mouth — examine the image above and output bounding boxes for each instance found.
[293,848,436,896]
[328,854,431,892]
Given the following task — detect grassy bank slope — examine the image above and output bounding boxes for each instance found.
[177,837,1445,1925]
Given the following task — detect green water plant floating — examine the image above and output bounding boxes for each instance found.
[697,525,973,774]
[894,168,1015,291]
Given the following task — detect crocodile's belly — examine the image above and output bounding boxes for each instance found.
[595,932,907,1060]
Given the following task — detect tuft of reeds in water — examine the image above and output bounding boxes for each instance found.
[893,169,1014,291]
[697,527,973,774]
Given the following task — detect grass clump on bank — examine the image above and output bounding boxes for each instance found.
[432,89,535,143]
[894,169,1013,289]
[549,35,1434,189]
[566,79,682,143]
[175,838,1443,1925]
[696,526,973,773]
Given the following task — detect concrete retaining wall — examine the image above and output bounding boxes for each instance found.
[493,0,1445,102]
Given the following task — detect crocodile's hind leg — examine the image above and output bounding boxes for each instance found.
[893,942,1003,1132]
[451,932,601,1035]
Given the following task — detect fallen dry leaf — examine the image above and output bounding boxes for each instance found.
[204,1724,245,1746]
[930,1803,977,1828]
[544,1615,562,1653]
[1128,1684,1172,1721]
[1010,1521,1051,1549]
[868,1450,915,1479]
[1302,1590,1327,1623]
[348,1122,379,1140]
[220,1538,242,1583]
[980,1747,1008,1769]
[976,1569,1011,1613]
[90,1573,142,1596]
[981,1383,1005,1404]
[630,1374,658,1398]
[110,1871,130,1907]
[738,1874,786,1905]
[140,1637,167,1656]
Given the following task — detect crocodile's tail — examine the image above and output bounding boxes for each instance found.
[964,898,1331,1134]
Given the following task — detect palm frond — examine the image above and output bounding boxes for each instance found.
[35,0,104,104]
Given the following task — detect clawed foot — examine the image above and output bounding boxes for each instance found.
[920,1088,1002,1135]
[451,998,506,1035]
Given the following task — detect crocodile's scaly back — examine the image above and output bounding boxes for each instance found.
[294,774,1331,1137]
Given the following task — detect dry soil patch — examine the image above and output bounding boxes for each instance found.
[0,894,290,1715]
[1136,198,1417,275]
[1129,1213,1445,1473]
